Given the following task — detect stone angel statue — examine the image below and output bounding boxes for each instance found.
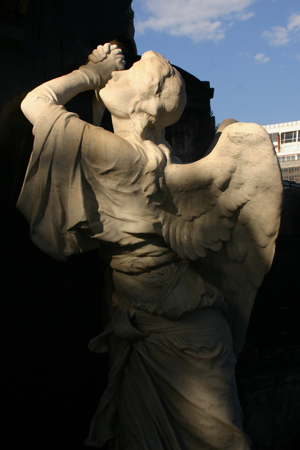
[17,43,283,449]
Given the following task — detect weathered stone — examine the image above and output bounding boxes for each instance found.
[17,43,282,449]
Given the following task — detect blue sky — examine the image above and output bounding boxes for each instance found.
[132,0,300,126]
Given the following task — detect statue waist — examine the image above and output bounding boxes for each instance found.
[112,260,227,319]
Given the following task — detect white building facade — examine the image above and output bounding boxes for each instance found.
[263,120,300,184]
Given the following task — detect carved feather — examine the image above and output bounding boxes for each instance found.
[157,123,283,354]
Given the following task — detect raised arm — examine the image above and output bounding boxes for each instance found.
[21,43,125,126]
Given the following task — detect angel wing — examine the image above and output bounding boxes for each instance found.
[158,122,283,354]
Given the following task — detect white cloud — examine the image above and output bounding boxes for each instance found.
[254,53,270,64]
[263,13,300,46]
[287,13,300,32]
[238,11,255,21]
[262,26,290,46]
[134,0,255,42]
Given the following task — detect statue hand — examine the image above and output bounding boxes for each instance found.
[87,43,126,87]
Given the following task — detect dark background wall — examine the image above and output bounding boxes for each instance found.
[0,2,133,449]
[0,0,130,106]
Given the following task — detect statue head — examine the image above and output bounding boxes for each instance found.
[100,51,187,140]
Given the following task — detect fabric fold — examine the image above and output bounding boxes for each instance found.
[85,308,251,450]
[85,309,149,447]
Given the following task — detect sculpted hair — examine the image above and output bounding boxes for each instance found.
[129,52,187,204]
[131,51,187,139]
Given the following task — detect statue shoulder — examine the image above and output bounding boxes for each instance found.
[81,124,147,172]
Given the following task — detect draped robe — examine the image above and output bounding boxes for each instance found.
[17,73,251,450]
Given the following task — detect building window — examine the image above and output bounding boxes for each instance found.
[281,131,297,144]
[281,169,300,183]
[270,132,278,143]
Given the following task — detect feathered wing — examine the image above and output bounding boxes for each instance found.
[159,123,283,354]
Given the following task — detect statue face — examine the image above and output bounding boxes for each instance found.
[100,61,142,119]
[100,52,186,131]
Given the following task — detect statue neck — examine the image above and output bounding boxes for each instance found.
[111,116,135,140]
[111,115,165,146]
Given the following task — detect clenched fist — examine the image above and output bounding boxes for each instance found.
[87,43,126,88]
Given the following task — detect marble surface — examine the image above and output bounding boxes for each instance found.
[17,44,283,449]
